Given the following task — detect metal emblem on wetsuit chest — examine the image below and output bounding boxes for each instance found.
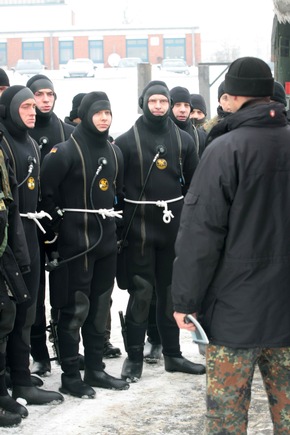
[27,177,35,190]
[99,178,109,191]
[156,159,167,170]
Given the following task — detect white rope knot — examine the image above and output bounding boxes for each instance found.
[97,208,123,219]
[62,208,123,219]
[156,200,175,223]
[20,210,52,234]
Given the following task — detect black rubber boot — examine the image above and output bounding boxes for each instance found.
[121,358,143,383]
[78,353,85,370]
[60,373,96,399]
[0,395,28,418]
[5,371,43,388]
[12,385,64,405]
[144,341,162,364]
[0,409,21,427]
[84,369,129,390]
[30,359,51,377]
[103,341,121,358]
[164,355,206,375]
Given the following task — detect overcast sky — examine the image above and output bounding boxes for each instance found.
[68,0,274,61]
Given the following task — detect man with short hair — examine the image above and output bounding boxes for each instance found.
[172,56,290,434]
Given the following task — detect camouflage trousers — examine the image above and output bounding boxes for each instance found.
[204,344,290,434]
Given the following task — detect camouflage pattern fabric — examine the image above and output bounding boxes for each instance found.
[204,344,290,434]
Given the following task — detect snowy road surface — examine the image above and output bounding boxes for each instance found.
[3,283,273,435]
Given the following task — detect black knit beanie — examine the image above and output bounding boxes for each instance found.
[225,56,274,97]
[218,81,226,101]
[170,86,191,107]
[272,81,287,106]
[0,68,10,87]
[190,94,207,116]
[69,93,86,121]
[78,91,111,135]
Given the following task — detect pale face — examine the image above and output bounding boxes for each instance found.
[19,98,36,128]
[219,93,232,113]
[92,110,112,132]
[226,94,239,113]
[172,102,191,121]
[33,88,55,113]
[147,94,169,116]
[190,109,205,120]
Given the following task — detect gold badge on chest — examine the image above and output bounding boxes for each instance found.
[99,178,109,191]
[27,177,35,190]
[156,159,167,170]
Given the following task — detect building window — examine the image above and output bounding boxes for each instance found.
[59,40,74,64]
[126,39,148,61]
[163,38,186,60]
[0,43,7,66]
[89,40,103,64]
[22,41,44,62]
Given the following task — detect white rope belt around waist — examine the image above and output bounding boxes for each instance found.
[124,195,184,224]
[20,210,52,234]
[62,208,123,220]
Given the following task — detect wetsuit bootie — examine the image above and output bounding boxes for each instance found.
[121,358,143,383]
[31,359,51,377]
[144,341,162,364]
[84,369,129,390]
[5,371,43,388]
[60,373,95,399]
[12,385,64,405]
[103,341,121,358]
[0,395,28,418]
[164,355,206,375]
[0,409,21,427]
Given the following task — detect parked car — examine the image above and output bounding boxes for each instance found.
[63,58,96,78]
[160,58,190,75]
[117,57,142,68]
[11,59,45,76]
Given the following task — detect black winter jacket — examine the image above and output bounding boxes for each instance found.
[172,100,290,348]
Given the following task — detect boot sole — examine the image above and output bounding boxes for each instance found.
[59,387,96,399]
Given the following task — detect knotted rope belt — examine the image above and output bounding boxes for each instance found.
[62,208,123,219]
[124,195,184,224]
[20,210,52,234]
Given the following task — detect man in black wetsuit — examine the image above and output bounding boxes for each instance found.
[0,85,63,405]
[114,80,206,382]
[26,74,74,376]
[40,92,129,398]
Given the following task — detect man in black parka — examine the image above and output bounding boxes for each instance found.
[40,92,129,398]
[115,80,205,382]
[172,57,290,434]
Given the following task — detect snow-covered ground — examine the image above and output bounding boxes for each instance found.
[3,283,273,435]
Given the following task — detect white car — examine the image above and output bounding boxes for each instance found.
[12,59,45,76]
[160,58,190,75]
[63,58,96,78]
